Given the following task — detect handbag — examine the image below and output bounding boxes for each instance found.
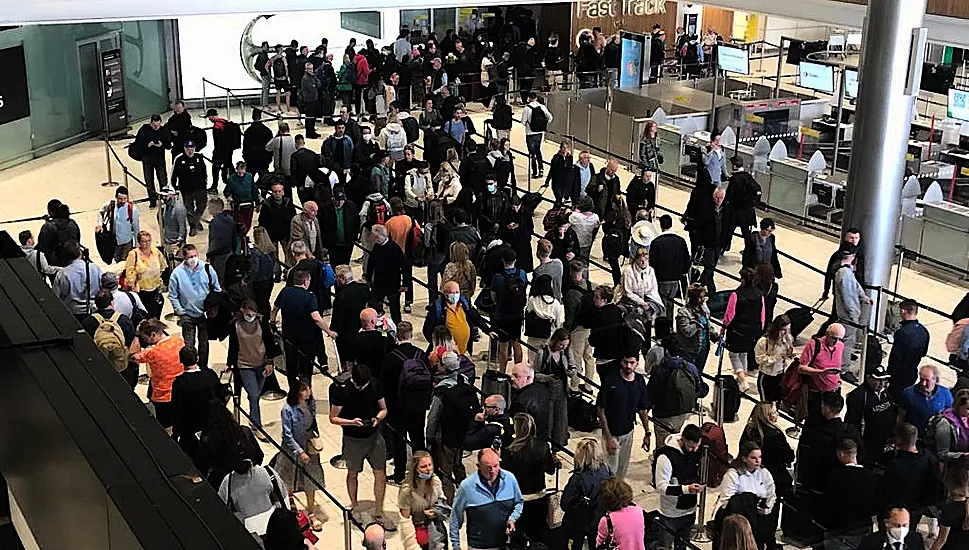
[306,434,324,455]
[546,489,564,529]
[597,513,618,550]
[524,309,553,339]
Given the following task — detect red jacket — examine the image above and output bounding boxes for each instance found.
[353,53,370,86]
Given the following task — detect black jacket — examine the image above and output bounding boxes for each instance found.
[544,228,581,264]
[888,320,930,394]
[740,423,794,497]
[510,383,553,444]
[685,195,731,249]
[321,200,360,250]
[380,342,427,412]
[464,413,513,452]
[170,369,222,440]
[590,304,625,361]
[502,440,555,495]
[742,233,783,277]
[332,281,372,341]
[476,190,510,236]
[856,532,925,550]
[165,110,192,148]
[650,233,691,283]
[490,104,513,130]
[257,196,297,243]
[172,153,208,192]
[724,285,764,353]
[242,121,273,173]
[626,175,656,216]
[133,124,172,160]
[880,449,942,515]
[820,464,881,534]
[365,240,406,292]
[726,171,759,227]
[546,153,574,196]
[290,147,321,190]
[797,417,864,492]
[37,217,82,267]
[845,384,897,463]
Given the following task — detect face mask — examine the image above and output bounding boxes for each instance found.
[243,314,257,323]
[487,184,497,193]
[186,257,200,268]
[447,293,460,305]
[417,472,433,480]
[889,527,908,541]
[363,134,373,142]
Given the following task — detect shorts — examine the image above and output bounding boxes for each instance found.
[274,79,290,92]
[342,432,387,473]
[494,318,523,343]
[153,400,175,429]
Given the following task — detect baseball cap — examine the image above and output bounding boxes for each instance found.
[184,140,195,148]
[867,364,890,380]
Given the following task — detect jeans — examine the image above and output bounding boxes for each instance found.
[525,133,544,177]
[700,246,719,295]
[237,367,266,428]
[649,512,696,550]
[142,156,167,205]
[182,189,207,231]
[605,430,635,479]
[426,252,445,303]
[179,315,210,368]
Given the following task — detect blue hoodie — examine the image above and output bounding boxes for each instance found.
[450,469,523,550]
[168,260,221,318]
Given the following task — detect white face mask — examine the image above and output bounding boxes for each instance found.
[889,526,908,541]
[186,256,200,268]
[363,134,373,142]
[243,314,257,323]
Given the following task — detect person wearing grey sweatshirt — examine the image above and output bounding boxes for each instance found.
[157,186,188,249]
[834,246,871,381]
[218,460,289,526]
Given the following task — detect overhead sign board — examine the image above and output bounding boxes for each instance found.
[0,45,29,125]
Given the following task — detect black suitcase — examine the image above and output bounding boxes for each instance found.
[713,374,741,423]
[784,306,815,339]
[481,370,511,406]
[567,391,599,432]
[780,492,823,547]
[707,290,733,320]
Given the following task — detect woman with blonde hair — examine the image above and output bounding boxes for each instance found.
[398,451,449,550]
[441,241,476,300]
[740,402,794,498]
[124,230,166,319]
[502,413,557,544]
[719,514,759,550]
[561,437,612,549]
[935,465,969,550]
[433,157,462,205]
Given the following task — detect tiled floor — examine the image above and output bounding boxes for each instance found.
[1,102,964,549]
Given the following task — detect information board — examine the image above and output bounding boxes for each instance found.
[948,89,969,122]
[799,61,835,94]
[717,44,750,75]
[100,48,128,134]
[0,45,30,126]
[844,69,859,99]
[618,32,645,89]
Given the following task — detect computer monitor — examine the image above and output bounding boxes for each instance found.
[844,69,859,99]
[799,61,835,94]
[718,44,750,75]
[828,35,846,52]
[846,32,863,48]
[949,89,969,122]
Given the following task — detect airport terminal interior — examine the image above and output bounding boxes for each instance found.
[4,1,969,549]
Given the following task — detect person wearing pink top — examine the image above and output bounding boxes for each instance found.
[597,477,646,550]
[799,323,846,419]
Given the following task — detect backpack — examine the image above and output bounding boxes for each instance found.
[366,200,389,228]
[344,60,357,84]
[458,355,477,384]
[188,126,208,150]
[542,205,570,232]
[780,337,821,414]
[567,391,599,432]
[923,414,948,453]
[699,422,732,487]
[658,358,698,416]
[272,56,286,78]
[601,227,623,260]
[223,121,243,151]
[402,117,420,144]
[524,309,554,339]
[122,291,148,328]
[502,269,527,313]
[93,313,129,372]
[396,350,432,399]
[438,379,481,446]
[529,104,549,132]
[386,129,407,160]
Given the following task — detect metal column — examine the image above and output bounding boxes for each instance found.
[843,0,928,311]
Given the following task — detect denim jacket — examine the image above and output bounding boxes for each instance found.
[281,398,317,457]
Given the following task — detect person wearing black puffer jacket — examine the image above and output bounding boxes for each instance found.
[589,284,625,381]
[561,437,612,550]
[722,268,766,393]
[488,95,513,141]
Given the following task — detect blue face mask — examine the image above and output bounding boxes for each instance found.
[417,472,433,480]
[487,184,497,193]
[447,293,461,305]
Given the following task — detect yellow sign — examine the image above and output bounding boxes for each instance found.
[745,114,764,124]
[906,153,915,161]
[577,0,667,19]
[961,166,969,177]
[673,95,690,104]
[800,127,821,139]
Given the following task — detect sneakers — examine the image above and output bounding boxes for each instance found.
[387,475,404,487]
[404,303,413,314]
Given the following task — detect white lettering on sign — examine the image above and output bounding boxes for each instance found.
[0,95,4,108]
[578,0,667,19]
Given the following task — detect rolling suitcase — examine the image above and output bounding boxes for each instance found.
[784,306,815,340]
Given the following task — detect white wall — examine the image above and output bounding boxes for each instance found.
[178,9,401,100]
[762,15,830,46]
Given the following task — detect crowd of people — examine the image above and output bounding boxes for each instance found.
[18,16,969,550]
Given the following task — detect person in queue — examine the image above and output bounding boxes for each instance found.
[450,448,524,550]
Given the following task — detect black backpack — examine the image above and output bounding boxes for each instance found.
[658,358,698,416]
[272,56,286,78]
[529,105,549,132]
[601,227,623,260]
[502,269,527,313]
[402,117,420,144]
[438,380,481,447]
[223,121,242,151]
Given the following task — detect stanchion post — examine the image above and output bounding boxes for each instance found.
[894,248,905,297]
[202,79,208,116]
[692,446,712,543]
[226,89,231,122]
[101,135,120,187]
[343,508,353,550]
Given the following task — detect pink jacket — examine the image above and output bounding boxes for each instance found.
[597,505,646,550]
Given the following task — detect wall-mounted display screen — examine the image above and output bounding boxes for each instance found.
[718,44,749,75]
[948,89,969,122]
[799,61,835,94]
